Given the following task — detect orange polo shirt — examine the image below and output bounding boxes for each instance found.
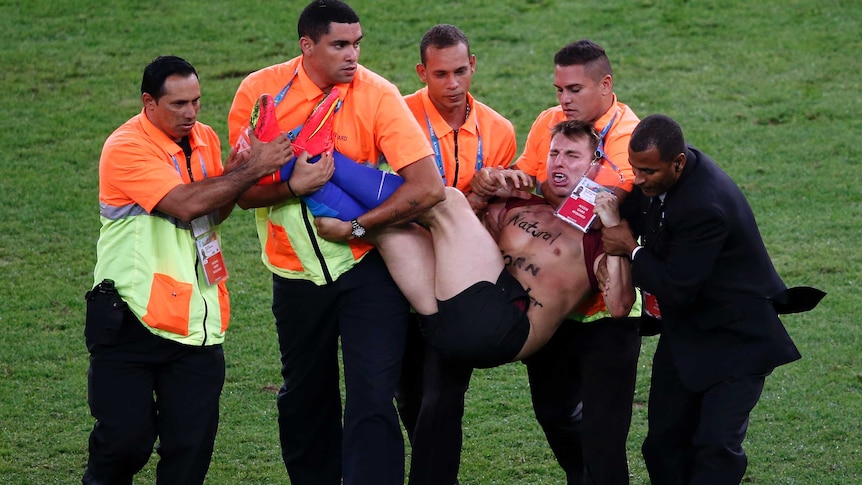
[100,110,224,210]
[96,112,229,344]
[228,56,434,282]
[515,95,638,192]
[404,88,516,193]
[229,56,431,173]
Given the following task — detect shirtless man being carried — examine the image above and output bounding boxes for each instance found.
[323,120,635,368]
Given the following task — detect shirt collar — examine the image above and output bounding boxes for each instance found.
[138,108,208,155]
[421,88,477,136]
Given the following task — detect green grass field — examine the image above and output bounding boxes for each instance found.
[1,0,860,483]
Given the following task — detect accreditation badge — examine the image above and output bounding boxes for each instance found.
[190,213,229,286]
[642,289,662,320]
[554,176,611,232]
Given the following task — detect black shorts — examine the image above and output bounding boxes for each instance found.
[418,270,530,368]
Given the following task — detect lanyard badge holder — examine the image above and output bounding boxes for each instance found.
[554,155,625,232]
[191,213,229,286]
[170,149,229,286]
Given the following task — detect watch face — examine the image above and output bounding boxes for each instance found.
[351,220,366,238]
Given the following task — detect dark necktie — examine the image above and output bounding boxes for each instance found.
[643,197,664,250]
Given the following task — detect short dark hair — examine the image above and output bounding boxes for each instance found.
[419,24,470,65]
[554,39,613,81]
[298,0,360,43]
[141,55,197,100]
[550,119,600,153]
[629,114,686,163]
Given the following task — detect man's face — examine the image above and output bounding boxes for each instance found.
[630,145,682,197]
[545,132,595,197]
[143,74,200,142]
[302,22,362,87]
[416,43,475,115]
[554,63,610,124]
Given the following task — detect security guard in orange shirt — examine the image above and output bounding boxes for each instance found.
[84,55,290,485]
[397,24,517,485]
[227,2,444,484]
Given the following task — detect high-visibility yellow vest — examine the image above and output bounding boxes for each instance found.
[94,207,229,345]
[94,114,229,345]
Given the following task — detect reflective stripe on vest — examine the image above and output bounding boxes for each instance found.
[95,144,229,346]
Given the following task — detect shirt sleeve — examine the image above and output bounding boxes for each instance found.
[514,112,551,178]
[488,118,517,168]
[373,87,434,172]
[100,136,183,213]
[228,78,257,147]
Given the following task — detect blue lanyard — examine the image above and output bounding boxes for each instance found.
[273,69,299,106]
[424,109,483,186]
[171,151,208,181]
[596,109,618,170]
[582,109,626,187]
[273,68,343,140]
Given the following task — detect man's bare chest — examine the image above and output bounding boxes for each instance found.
[498,207,584,269]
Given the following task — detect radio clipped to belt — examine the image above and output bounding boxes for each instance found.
[84,279,128,351]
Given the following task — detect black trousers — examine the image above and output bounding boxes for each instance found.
[83,311,225,485]
[273,250,410,485]
[524,317,641,485]
[398,318,472,485]
[642,337,766,485]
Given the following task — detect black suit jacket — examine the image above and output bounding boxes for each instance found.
[624,145,801,392]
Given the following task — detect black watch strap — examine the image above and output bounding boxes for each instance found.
[351,219,367,238]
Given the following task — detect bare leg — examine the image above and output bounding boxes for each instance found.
[375,188,531,366]
[420,187,504,301]
[372,187,503,313]
[370,223,438,316]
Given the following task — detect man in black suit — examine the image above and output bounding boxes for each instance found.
[597,114,822,484]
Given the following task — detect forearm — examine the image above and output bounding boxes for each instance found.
[358,180,443,229]
[215,201,236,225]
[157,163,268,223]
[236,182,294,210]
[602,254,635,318]
[357,157,444,229]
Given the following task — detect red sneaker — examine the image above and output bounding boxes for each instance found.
[251,89,342,185]
[291,88,340,157]
[247,93,288,185]
[251,93,281,142]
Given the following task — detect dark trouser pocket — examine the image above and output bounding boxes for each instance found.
[85,279,129,352]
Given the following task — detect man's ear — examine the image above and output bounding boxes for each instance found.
[299,36,313,56]
[415,63,427,84]
[600,74,613,96]
[673,152,686,172]
[142,92,156,109]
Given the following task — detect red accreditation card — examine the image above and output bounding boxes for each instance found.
[191,213,229,286]
[554,176,610,232]
[642,290,662,319]
[197,232,229,285]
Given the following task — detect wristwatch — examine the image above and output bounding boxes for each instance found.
[350,218,367,238]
